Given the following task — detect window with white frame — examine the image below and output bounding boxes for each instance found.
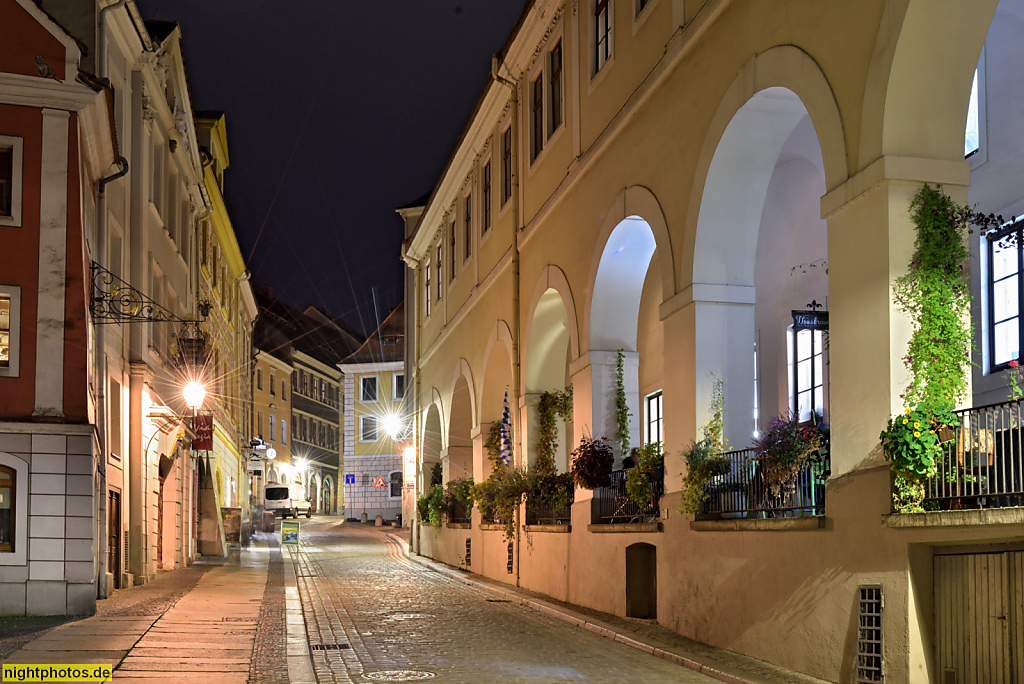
[424,257,432,316]
[449,219,456,280]
[0,136,23,227]
[789,326,826,423]
[436,241,443,301]
[361,376,378,403]
[549,40,563,136]
[463,194,472,261]
[360,415,379,442]
[0,286,22,377]
[988,222,1023,371]
[645,391,663,444]
[593,0,612,75]
[393,373,405,401]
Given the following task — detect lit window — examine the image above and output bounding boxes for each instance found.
[594,0,612,74]
[645,391,663,444]
[360,415,379,442]
[988,222,1023,370]
[531,73,544,161]
[501,127,512,205]
[394,373,405,401]
[361,376,378,403]
[965,68,979,158]
[549,41,563,135]
[482,162,491,233]
[0,294,10,369]
[789,326,826,423]
[0,464,13,552]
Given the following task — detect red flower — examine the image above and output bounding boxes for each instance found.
[1010,360,1020,368]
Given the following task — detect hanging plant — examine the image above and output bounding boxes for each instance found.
[570,435,615,489]
[678,375,728,515]
[883,185,974,511]
[754,414,824,498]
[614,350,631,455]
[625,441,664,507]
[536,386,572,478]
[442,477,475,519]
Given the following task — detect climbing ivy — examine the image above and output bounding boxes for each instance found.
[614,350,632,455]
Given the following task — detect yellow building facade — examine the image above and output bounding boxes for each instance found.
[404,1,1024,681]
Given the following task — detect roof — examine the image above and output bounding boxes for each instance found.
[144,20,177,43]
[253,288,364,370]
[342,302,405,365]
[396,192,431,211]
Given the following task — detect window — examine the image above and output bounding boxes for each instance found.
[436,242,443,301]
[0,137,23,226]
[645,391,663,444]
[594,0,612,74]
[449,220,456,281]
[789,327,826,423]
[321,378,327,403]
[303,372,309,395]
[360,415,379,442]
[292,414,298,439]
[988,223,1023,370]
[0,286,21,377]
[464,195,472,261]
[282,379,287,399]
[361,376,378,402]
[549,41,563,135]
[269,414,275,441]
[966,68,980,158]
[389,471,402,498]
[394,373,405,401]
[282,420,287,445]
[109,378,122,459]
[257,411,263,439]
[256,368,263,391]
[424,257,431,316]
[482,162,492,233]
[270,371,276,396]
[501,126,512,205]
[531,73,544,161]
[635,0,651,16]
[0,465,13,552]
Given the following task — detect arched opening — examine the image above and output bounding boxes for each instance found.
[322,477,333,515]
[693,87,829,447]
[447,375,474,483]
[480,324,515,479]
[525,288,573,471]
[421,403,443,493]
[625,542,657,619]
[589,216,662,457]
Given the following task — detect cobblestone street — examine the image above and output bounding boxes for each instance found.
[289,520,713,684]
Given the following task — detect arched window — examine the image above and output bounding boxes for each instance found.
[0,464,13,552]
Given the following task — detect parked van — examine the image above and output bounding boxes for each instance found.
[264,483,312,518]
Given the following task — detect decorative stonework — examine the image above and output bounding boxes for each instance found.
[528,5,565,72]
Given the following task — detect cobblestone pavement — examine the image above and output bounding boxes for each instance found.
[291,520,716,684]
[250,533,289,684]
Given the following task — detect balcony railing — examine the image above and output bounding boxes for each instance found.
[526,498,572,525]
[447,500,472,524]
[593,469,663,523]
[923,399,1024,510]
[698,447,828,520]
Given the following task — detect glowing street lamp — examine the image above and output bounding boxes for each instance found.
[182,380,206,410]
[382,412,405,440]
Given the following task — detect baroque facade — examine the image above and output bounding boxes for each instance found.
[403,0,1024,681]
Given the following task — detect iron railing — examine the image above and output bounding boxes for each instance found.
[593,469,663,523]
[526,498,572,525]
[698,447,828,520]
[923,399,1024,510]
[447,500,472,524]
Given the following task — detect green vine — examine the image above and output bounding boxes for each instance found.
[625,441,664,507]
[678,375,727,516]
[484,422,504,472]
[536,386,572,478]
[416,484,444,527]
[614,350,631,455]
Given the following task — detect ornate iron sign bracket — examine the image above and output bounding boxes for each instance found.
[90,261,210,325]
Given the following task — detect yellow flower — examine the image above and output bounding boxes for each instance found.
[914,431,921,437]
[930,430,935,434]
[914,421,920,428]
[902,419,909,425]
[904,408,911,415]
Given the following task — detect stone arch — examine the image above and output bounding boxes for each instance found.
[479,321,516,478]
[684,46,843,446]
[522,265,580,398]
[446,360,476,482]
[322,475,334,515]
[421,393,444,492]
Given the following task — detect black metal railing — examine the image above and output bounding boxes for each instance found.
[447,500,472,524]
[525,498,572,525]
[593,469,663,523]
[698,447,828,520]
[923,399,1024,510]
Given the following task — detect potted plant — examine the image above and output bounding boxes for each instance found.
[625,441,664,508]
[442,477,475,522]
[570,435,615,489]
[753,414,823,500]
[678,375,728,516]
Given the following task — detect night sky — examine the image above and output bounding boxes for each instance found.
[138,1,528,335]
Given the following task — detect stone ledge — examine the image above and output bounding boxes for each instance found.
[445,522,471,529]
[479,523,506,532]
[690,517,825,532]
[523,524,571,533]
[587,522,662,533]
[882,507,1024,528]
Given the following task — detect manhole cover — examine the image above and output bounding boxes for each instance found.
[361,671,435,681]
[385,613,434,620]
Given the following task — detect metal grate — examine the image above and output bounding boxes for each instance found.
[311,643,350,651]
[123,531,129,572]
[465,538,471,567]
[507,541,514,574]
[943,669,957,684]
[856,585,884,683]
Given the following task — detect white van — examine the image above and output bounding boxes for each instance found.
[264,483,312,519]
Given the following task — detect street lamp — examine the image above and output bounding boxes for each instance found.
[382,412,404,440]
[182,380,206,411]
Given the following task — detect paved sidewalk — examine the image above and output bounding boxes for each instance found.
[2,539,275,682]
[395,528,830,684]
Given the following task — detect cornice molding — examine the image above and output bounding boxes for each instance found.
[0,73,96,111]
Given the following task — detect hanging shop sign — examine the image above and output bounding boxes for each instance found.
[192,415,214,450]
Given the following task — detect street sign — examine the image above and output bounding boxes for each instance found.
[246,460,262,473]
[345,473,355,484]
[373,476,387,488]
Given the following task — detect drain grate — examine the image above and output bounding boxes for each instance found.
[385,613,434,620]
[310,643,351,651]
[485,599,511,603]
[361,672,435,681]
